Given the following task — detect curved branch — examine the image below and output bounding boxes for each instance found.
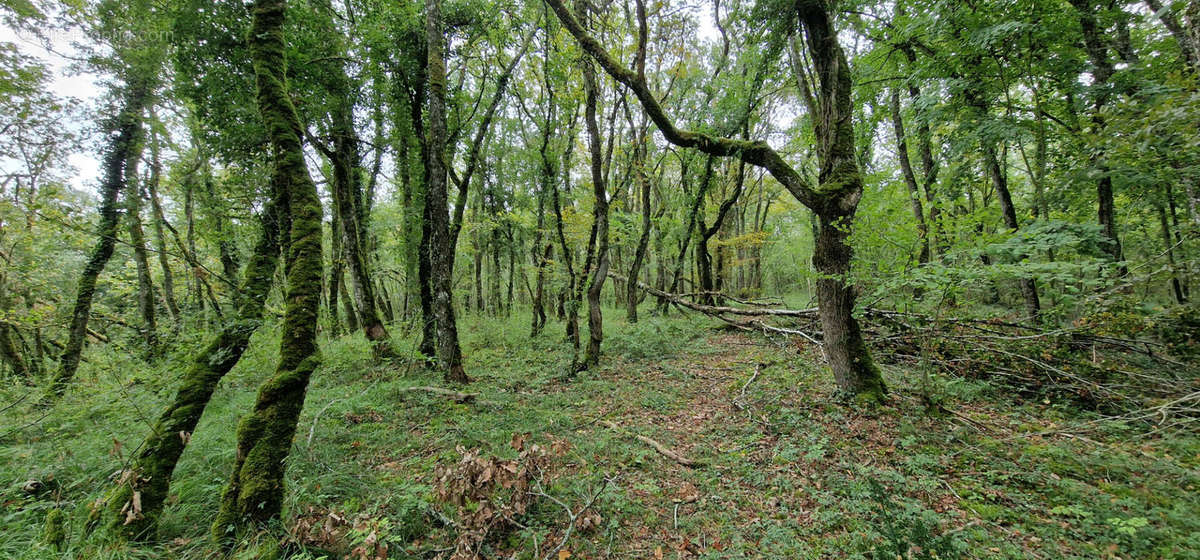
[542,0,819,209]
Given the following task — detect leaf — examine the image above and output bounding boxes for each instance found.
[558,550,571,560]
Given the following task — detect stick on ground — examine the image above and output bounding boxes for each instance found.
[600,420,706,468]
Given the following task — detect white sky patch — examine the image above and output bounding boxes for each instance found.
[1,21,104,194]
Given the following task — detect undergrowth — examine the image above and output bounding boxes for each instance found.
[1,304,1197,559]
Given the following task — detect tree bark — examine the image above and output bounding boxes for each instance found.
[311,18,392,351]
[146,128,181,331]
[425,0,467,383]
[49,81,149,398]
[212,0,324,537]
[890,88,930,265]
[580,0,610,370]
[124,143,159,351]
[1145,0,1200,71]
[983,141,1042,321]
[1071,0,1127,273]
[626,130,652,323]
[105,148,285,542]
[1158,191,1187,304]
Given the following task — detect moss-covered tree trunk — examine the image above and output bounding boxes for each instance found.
[325,78,391,353]
[310,0,386,345]
[327,216,345,336]
[546,0,886,404]
[0,283,29,378]
[799,4,887,403]
[425,0,468,383]
[212,0,323,538]
[49,82,149,398]
[104,174,284,540]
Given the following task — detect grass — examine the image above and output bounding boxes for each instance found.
[2,304,1198,559]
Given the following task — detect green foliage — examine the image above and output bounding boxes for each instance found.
[1151,304,1200,359]
[866,478,962,560]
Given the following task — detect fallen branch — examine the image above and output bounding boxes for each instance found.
[610,272,817,318]
[733,363,762,411]
[600,419,706,468]
[397,385,479,403]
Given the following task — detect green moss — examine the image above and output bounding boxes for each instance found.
[213,0,325,543]
[42,509,65,551]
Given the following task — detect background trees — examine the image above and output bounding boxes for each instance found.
[2,0,1200,556]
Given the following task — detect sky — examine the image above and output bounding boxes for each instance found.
[1,21,104,192]
[1,1,723,196]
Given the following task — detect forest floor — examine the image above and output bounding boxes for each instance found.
[2,308,1198,559]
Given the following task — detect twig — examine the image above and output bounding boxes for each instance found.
[733,363,762,411]
[534,476,612,560]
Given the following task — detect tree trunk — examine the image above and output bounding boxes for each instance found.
[490,227,503,314]
[125,148,159,351]
[105,150,285,542]
[473,234,484,313]
[425,0,467,383]
[49,81,149,398]
[1071,0,1127,274]
[626,138,652,323]
[213,0,323,538]
[184,178,200,309]
[530,195,549,336]
[813,213,886,402]
[580,0,609,370]
[201,160,241,287]
[1159,194,1187,304]
[327,91,391,351]
[890,88,930,265]
[662,156,707,313]
[506,231,516,315]
[146,129,181,331]
[1145,0,1200,71]
[417,193,437,358]
[327,213,345,335]
[983,141,1042,321]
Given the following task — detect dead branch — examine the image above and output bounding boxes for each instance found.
[610,272,817,318]
[600,419,706,468]
[733,363,762,411]
[397,386,479,404]
[533,476,612,560]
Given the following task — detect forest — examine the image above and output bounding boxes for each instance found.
[1,0,1199,557]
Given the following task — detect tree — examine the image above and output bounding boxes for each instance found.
[212,0,324,537]
[545,0,887,403]
[424,0,468,383]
